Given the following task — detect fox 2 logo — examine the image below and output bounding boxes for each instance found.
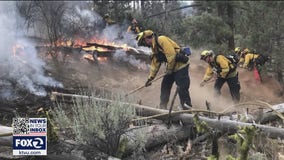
[13,136,46,150]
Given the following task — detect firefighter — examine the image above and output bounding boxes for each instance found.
[234,47,248,66]
[234,47,242,62]
[136,30,192,110]
[127,18,141,34]
[234,47,242,56]
[238,48,259,70]
[200,50,240,103]
[103,13,116,26]
[238,48,269,83]
[234,47,259,67]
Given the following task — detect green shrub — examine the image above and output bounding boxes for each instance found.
[52,93,136,157]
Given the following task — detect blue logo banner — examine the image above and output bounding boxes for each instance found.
[13,136,46,150]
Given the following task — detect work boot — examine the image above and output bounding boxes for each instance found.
[182,103,192,110]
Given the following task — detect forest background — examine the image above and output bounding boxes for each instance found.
[16,1,284,84]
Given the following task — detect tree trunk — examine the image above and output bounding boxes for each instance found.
[217,2,235,50]
[226,3,235,50]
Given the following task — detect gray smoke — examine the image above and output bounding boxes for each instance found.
[113,50,149,70]
[0,1,62,97]
[63,4,102,38]
[69,6,150,69]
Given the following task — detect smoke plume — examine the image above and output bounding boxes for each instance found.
[0,1,62,98]
[113,50,149,70]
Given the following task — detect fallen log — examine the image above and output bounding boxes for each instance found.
[123,124,192,156]
[86,42,124,50]
[51,92,284,139]
[256,103,284,124]
[133,105,284,139]
[0,125,13,146]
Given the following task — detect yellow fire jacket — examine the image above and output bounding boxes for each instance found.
[241,53,260,68]
[202,55,237,82]
[148,35,190,79]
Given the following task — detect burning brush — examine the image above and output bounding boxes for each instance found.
[43,37,150,65]
[81,41,140,63]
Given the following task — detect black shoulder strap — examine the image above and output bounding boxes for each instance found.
[154,33,163,51]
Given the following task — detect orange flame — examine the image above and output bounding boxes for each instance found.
[82,46,109,52]
[97,57,108,62]
[49,36,130,63]
[53,36,129,51]
[83,54,94,61]
[82,53,108,62]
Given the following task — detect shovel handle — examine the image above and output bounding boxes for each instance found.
[125,73,166,97]
[167,86,179,128]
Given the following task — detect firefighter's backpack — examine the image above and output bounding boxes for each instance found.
[225,54,239,68]
[214,54,238,71]
[255,54,270,66]
[154,34,189,63]
[213,54,238,78]
[180,47,191,56]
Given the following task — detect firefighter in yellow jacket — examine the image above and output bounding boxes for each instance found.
[136,30,192,110]
[234,47,259,69]
[233,47,243,64]
[200,50,240,103]
[234,47,250,66]
[238,48,260,70]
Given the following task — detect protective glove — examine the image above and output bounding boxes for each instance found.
[145,77,154,87]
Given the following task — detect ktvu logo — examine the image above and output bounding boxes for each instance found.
[13,136,46,150]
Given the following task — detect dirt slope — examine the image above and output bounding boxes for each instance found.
[66,51,284,113]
